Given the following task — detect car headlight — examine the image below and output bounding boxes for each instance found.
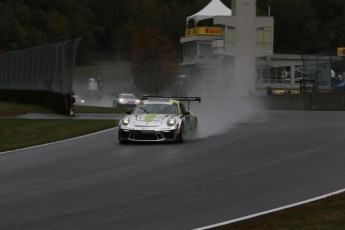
[119,98,125,103]
[135,99,140,104]
[122,117,130,126]
[167,118,176,126]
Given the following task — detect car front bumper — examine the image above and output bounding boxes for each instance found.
[118,128,179,142]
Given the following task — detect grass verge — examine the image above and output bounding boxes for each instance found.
[0,101,119,152]
[214,192,345,229]
[0,119,117,152]
[0,101,53,115]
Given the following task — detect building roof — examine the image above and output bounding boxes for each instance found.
[187,0,232,22]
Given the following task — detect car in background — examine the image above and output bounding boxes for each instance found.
[118,96,200,143]
[73,95,86,105]
[113,93,140,109]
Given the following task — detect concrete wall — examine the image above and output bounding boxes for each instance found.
[262,92,345,111]
[231,0,257,96]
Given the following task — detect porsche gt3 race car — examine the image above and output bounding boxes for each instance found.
[118,96,201,143]
[113,93,140,109]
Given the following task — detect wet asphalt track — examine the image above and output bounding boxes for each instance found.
[1,110,345,230]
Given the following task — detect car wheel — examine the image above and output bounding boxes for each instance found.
[118,129,127,144]
[176,123,185,143]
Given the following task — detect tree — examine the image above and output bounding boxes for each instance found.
[110,20,137,60]
[268,0,321,54]
[311,0,345,51]
[2,0,345,60]
[131,27,179,94]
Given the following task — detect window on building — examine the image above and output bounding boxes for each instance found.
[183,43,197,62]
[256,66,291,85]
[199,43,213,59]
[256,26,273,49]
[226,26,235,48]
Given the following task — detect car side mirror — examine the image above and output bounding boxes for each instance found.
[181,111,190,117]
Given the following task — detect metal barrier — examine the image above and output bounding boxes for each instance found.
[0,38,81,114]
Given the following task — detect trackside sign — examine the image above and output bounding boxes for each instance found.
[337,47,345,56]
[185,27,223,36]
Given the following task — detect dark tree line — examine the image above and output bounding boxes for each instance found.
[257,0,345,54]
[131,27,179,94]
[1,0,345,61]
[0,0,213,62]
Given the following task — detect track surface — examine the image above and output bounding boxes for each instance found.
[1,110,345,230]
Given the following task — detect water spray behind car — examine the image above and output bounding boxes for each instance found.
[184,62,267,139]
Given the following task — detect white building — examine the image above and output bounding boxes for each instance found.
[180,0,340,95]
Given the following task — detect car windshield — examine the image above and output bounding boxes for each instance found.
[133,102,178,115]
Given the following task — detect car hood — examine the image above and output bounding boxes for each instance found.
[133,114,170,122]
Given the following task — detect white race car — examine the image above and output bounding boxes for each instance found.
[118,96,200,143]
[113,93,140,109]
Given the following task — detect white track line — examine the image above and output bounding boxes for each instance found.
[194,188,345,229]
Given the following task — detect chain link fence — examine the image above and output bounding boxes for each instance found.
[0,38,81,114]
[301,54,331,89]
[256,51,345,94]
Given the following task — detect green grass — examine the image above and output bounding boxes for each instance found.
[0,101,53,114]
[0,101,119,152]
[0,119,117,152]
[215,192,345,230]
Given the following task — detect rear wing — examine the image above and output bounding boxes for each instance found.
[142,95,201,110]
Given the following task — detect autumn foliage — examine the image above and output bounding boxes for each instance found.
[1,0,345,60]
[131,27,179,94]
